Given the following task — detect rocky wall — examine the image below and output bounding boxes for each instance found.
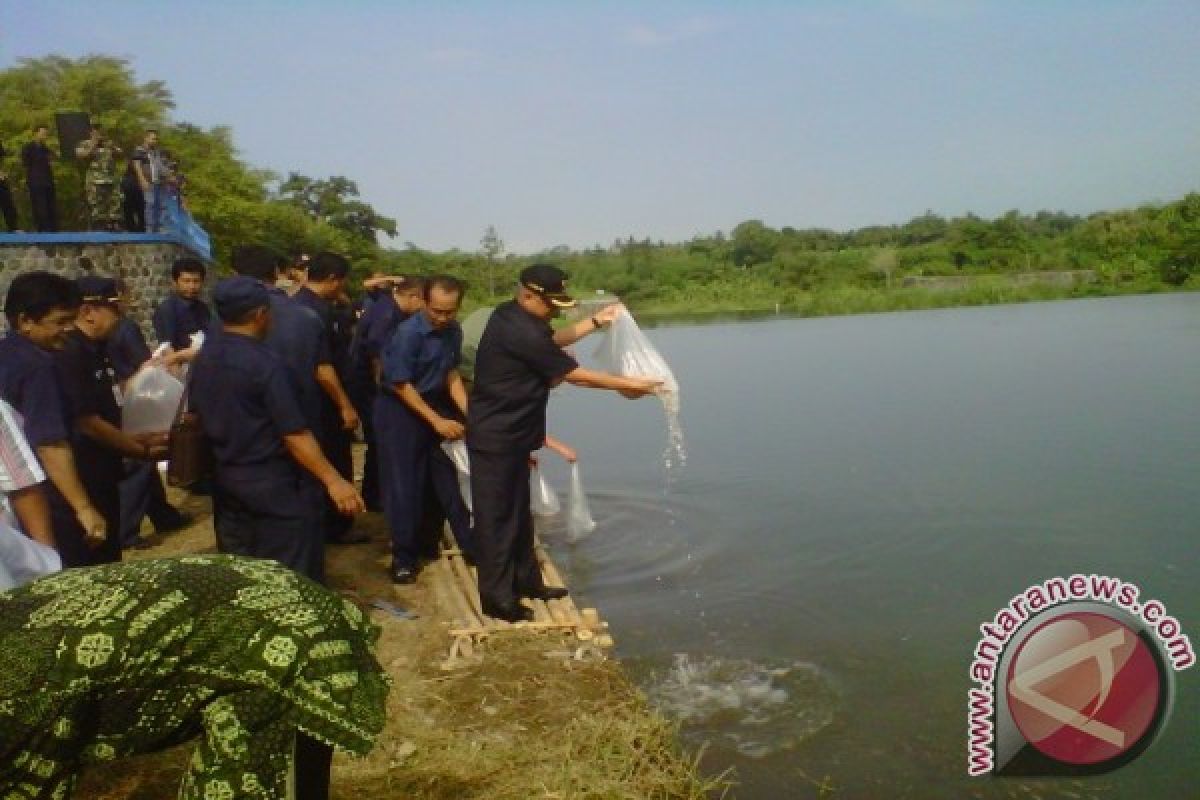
[0,239,212,341]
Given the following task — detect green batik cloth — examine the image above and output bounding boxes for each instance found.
[0,555,390,799]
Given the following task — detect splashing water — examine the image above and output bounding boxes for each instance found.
[646,654,838,759]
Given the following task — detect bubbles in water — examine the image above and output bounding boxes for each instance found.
[646,654,838,759]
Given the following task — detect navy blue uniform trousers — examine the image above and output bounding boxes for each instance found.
[118,461,182,546]
[374,393,473,569]
[469,446,544,608]
[212,466,325,583]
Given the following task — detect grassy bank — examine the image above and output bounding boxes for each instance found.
[75,482,727,799]
[615,280,1196,321]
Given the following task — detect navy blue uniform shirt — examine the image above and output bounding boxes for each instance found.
[190,331,308,477]
[467,300,578,454]
[108,318,152,383]
[153,293,212,351]
[0,333,72,448]
[381,311,462,403]
[55,329,124,480]
[262,287,328,432]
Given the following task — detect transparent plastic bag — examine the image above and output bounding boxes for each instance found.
[530,465,561,516]
[441,440,473,511]
[565,463,597,542]
[593,307,679,394]
[593,307,687,466]
[122,363,185,434]
[0,519,62,590]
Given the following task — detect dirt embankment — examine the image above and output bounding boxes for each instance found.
[77,487,727,799]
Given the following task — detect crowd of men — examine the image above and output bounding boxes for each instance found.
[0,250,662,620]
[0,124,184,233]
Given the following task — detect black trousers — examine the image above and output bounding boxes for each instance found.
[122,185,145,232]
[318,403,355,541]
[118,461,184,546]
[46,479,121,568]
[469,446,542,608]
[295,733,333,800]
[0,181,17,230]
[28,183,57,232]
[212,469,325,583]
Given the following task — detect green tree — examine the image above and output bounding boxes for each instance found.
[277,173,397,242]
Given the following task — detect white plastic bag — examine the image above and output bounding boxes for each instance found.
[593,307,687,466]
[122,360,184,434]
[0,520,62,591]
[565,463,597,542]
[441,440,473,511]
[593,308,679,394]
[530,465,561,516]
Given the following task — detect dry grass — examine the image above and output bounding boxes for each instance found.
[76,475,728,799]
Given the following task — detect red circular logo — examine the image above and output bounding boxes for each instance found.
[1005,612,1163,766]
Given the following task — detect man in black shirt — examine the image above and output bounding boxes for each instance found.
[0,142,18,230]
[152,257,212,355]
[55,277,169,564]
[293,251,364,544]
[467,264,661,622]
[20,125,57,232]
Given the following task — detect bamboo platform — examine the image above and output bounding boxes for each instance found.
[423,532,614,665]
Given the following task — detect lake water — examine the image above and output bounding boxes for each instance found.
[538,293,1200,799]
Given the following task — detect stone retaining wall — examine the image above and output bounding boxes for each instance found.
[0,238,212,340]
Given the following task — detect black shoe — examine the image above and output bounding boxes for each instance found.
[390,565,418,585]
[481,599,533,623]
[521,586,568,601]
[154,512,193,535]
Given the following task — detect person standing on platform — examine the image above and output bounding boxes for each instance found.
[293,252,365,544]
[74,125,123,231]
[0,142,19,231]
[54,276,170,564]
[152,257,211,359]
[468,265,661,621]
[130,128,166,232]
[375,276,474,584]
[350,276,423,510]
[190,276,365,582]
[20,125,57,232]
[119,157,144,232]
[0,273,106,565]
[108,290,191,549]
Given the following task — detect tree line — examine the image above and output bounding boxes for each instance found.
[3,55,1196,313]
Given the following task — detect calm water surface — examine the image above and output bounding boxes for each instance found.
[536,293,1199,800]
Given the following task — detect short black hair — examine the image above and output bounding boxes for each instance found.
[423,274,466,303]
[230,245,281,283]
[171,257,207,281]
[308,251,350,281]
[4,272,81,327]
[145,128,159,135]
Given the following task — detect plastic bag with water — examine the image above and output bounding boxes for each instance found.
[593,307,686,467]
[530,465,561,516]
[440,440,473,511]
[121,358,185,434]
[565,462,597,542]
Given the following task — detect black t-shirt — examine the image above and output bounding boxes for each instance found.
[466,300,578,454]
[55,329,124,485]
[20,142,54,187]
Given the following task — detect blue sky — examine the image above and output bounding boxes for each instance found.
[4,1,1198,253]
